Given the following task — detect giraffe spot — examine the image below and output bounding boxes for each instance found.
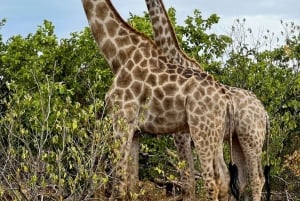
[170,48,176,56]
[163,83,179,96]
[175,95,184,108]
[118,50,127,63]
[131,81,142,97]
[165,111,177,120]
[141,59,150,70]
[193,91,201,100]
[154,116,166,125]
[116,69,132,88]
[158,73,168,85]
[149,58,158,68]
[151,50,158,58]
[206,86,215,96]
[111,88,124,100]
[182,69,193,78]
[132,67,148,81]
[107,20,118,37]
[118,28,128,36]
[163,97,174,110]
[103,39,116,61]
[177,67,184,74]
[91,22,105,44]
[83,1,94,20]
[141,84,152,100]
[125,60,135,71]
[154,87,164,100]
[131,36,140,45]
[200,80,210,87]
[96,2,108,21]
[111,59,121,74]
[170,74,177,82]
[133,50,143,64]
[151,98,163,114]
[212,93,220,102]
[124,89,134,101]
[115,36,131,47]
[146,74,158,86]
[143,47,151,58]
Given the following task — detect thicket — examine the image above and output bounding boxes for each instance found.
[0,7,299,200]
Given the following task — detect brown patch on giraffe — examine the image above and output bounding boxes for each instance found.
[177,67,184,74]
[181,80,196,95]
[111,60,121,74]
[132,67,148,81]
[163,97,174,110]
[200,80,210,87]
[165,111,177,120]
[115,36,131,47]
[151,98,163,114]
[131,81,142,97]
[118,50,127,63]
[102,39,116,61]
[131,36,140,45]
[193,91,201,100]
[118,28,128,36]
[82,1,94,20]
[170,74,177,82]
[96,2,109,21]
[125,60,135,71]
[163,83,178,96]
[143,47,151,58]
[151,50,158,58]
[116,69,132,88]
[111,88,124,100]
[206,86,215,96]
[107,20,118,37]
[158,73,168,85]
[141,84,152,100]
[146,74,158,86]
[154,87,164,100]
[175,95,185,109]
[182,69,193,78]
[91,22,105,44]
[212,93,220,102]
[149,58,158,68]
[154,116,166,125]
[124,89,134,101]
[133,50,143,64]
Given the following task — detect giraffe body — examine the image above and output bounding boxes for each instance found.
[145,0,269,200]
[82,0,234,200]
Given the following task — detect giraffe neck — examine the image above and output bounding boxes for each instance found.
[146,0,203,71]
[82,0,156,74]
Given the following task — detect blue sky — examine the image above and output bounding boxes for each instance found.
[1,0,300,41]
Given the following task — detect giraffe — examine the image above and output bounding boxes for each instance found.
[81,0,235,200]
[145,0,270,200]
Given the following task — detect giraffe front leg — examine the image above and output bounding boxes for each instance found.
[109,104,139,200]
[128,134,140,196]
[189,127,219,201]
[174,132,196,201]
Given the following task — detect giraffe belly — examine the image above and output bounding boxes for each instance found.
[139,110,188,135]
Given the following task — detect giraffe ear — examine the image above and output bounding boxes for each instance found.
[229,162,240,200]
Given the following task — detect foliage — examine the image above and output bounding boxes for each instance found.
[0,21,113,200]
[0,7,299,200]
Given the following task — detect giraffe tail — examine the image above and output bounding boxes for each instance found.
[264,114,271,201]
[227,100,240,200]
